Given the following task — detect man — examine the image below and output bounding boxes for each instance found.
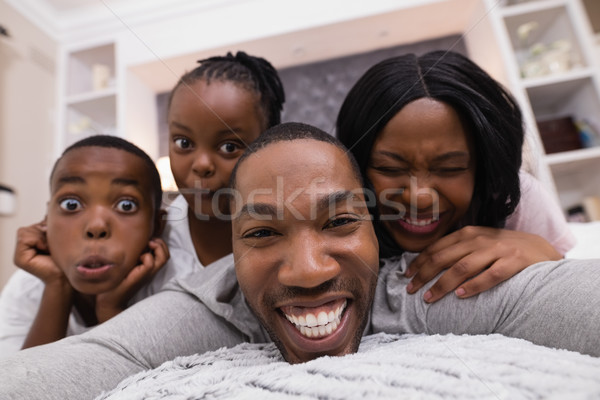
[0,123,599,399]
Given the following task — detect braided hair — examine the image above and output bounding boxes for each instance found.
[168,51,285,129]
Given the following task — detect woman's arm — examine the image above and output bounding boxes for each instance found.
[405,226,561,303]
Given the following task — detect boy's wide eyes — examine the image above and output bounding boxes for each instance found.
[116,199,138,213]
[59,198,82,212]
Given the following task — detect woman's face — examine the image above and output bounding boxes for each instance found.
[167,79,264,219]
[367,98,476,252]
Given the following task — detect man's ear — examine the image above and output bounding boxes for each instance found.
[153,209,167,237]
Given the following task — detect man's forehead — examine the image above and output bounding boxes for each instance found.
[236,140,357,191]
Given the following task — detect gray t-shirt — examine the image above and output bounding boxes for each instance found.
[1,255,599,399]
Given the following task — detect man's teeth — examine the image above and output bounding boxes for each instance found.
[284,300,347,339]
[403,216,439,226]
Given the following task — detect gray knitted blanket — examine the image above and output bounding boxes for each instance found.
[97,333,600,399]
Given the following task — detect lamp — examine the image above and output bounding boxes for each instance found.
[0,184,16,216]
[156,157,178,192]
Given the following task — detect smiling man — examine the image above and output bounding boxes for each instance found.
[230,123,379,362]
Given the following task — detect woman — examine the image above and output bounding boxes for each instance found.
[336,50,574,303]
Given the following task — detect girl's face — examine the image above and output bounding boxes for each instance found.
[367,98,476,252]
[168,80,264,219]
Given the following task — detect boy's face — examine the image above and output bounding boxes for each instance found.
[233,139,379,364]
[46,146,157,295]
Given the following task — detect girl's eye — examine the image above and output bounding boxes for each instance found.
[116,199,138,213]
[59,198,82,212]
[219,142,240,154]
[174,137,192,150]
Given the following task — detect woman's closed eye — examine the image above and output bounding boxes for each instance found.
[369,164,410,175]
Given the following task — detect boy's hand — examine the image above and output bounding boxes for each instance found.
[13,221,66,285]
[95,238,169,323]
[404,226,562,303]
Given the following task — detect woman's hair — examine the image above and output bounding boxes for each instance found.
[336,50,524,257]
[167,51,285,129]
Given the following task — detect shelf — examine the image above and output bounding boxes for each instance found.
[526,74,600,118]
[501,0,567,17]
[545,146,600,166]
[521,66,593,88]
[66,87,117,105]
[502,2,587,79]
[67,43,116,97]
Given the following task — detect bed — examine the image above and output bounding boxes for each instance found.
[97,222,600,400]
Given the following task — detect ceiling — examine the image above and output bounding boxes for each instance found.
[31,0,135,12]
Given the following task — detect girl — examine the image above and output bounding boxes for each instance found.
[336,50,574,303]
[156,51,285,283]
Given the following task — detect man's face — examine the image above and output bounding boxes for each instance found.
[232,139,379,364]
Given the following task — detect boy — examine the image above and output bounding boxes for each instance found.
[0,135,169,354]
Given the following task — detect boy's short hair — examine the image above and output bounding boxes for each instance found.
[51,135,163,215]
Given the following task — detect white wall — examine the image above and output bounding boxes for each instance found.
[0,0,57,289]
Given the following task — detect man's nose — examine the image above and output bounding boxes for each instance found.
[278,231,341,289]
[84,207,110,239]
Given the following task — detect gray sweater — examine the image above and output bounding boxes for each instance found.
[1,255,599,399]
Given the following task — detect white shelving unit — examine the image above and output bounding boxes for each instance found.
[485,0,600,213]
[58,42,118,149]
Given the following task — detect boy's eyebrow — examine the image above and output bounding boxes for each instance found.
[55,176,85,187]
[238,190,361,219]
[112,177,142,188]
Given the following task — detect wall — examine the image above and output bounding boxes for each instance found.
[0,0,57,289]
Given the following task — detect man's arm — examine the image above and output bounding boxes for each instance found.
[0,288,248,400]
[373,257,600,357]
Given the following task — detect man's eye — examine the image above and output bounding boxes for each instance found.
[219,142,240,154]
[59,198,82,212]
[116,199,138,213]
[325,216,359,229]
[174,137,192,149]
[243,229,276,239]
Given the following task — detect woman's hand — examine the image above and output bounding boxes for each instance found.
[405,226,562,303]
[95,238,169,323]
